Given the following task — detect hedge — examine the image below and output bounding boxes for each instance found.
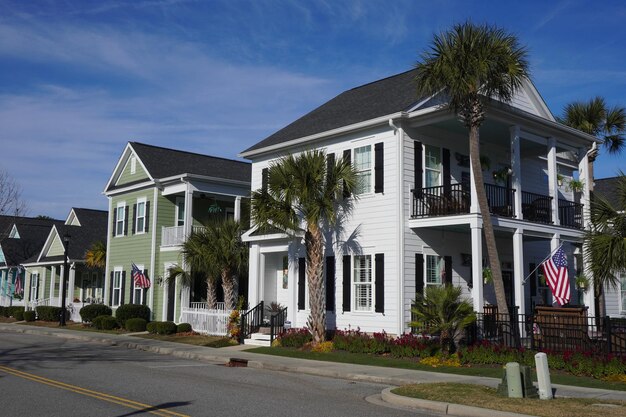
[146,321,158,334]
[156,321,177,335]
[125,318,147,332]
[115,304,151,327]
[80,304,112,322]
[93,315,118,330]
[13,309,24,321]
[3,306,25,319]
[23,311,36,322]
[177,323,192,333]
[36,306,67,321]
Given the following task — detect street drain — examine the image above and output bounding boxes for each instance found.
[227,358,248,367]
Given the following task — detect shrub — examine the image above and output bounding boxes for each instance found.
[156,321,177,335]
[146,321,158,334]
[23,310,36,322]
[312,341,334,353]
[277,328,312,348]
[36,306,66,321]
[80,304,112,322]
[125,318,147,332]
[227,310,240,340]
[13,308,25,321]
[332,329,391,354]
[93,315,118,330]
[177,323,192,333]
[0,306,7,317]
[115,304,151,327]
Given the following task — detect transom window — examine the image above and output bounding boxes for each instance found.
[424,145,441,188]
[116,204,126,236]
[426,255,443,286]
[136,199,146,234]
[353,255,373,311]
[112,269,122,306]
[354,145,372,195]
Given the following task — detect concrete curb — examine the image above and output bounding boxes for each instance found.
[381,388,538,417]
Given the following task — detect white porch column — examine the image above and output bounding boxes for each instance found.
[49,266,56,299]
[58,265,65,306]
[184,182,193,236]
[510,126,523,219]
[513,229,525,315]
[248,244,260,306]
[68,263,76,304]
[471,218,484,312]
[470,161,479,213]
[578,146,595,316]
[547,137,560,225]
[234,196,242,222]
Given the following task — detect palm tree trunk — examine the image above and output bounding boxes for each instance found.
[469,124,510,318]
[221,269,236,311]
[206,278,217,309]
[305,224,326,344]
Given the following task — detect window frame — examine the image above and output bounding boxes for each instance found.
[115,202,126,237]
[135,197,147,234]
[424,145,442,188]
[112,268,123,307]
[425,254,444,287]
[130,155,137,175]
[132,264,144,305]
[175,197,185,227]
[620,271,626,314]
[353,144,373,195]
[30,272,39,301]
[352,254,374,312]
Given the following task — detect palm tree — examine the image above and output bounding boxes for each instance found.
[251,150,356,344]
[585,174,626,318]
[410,285,476,355]
[85,241,106,269]
[414,22,530,318]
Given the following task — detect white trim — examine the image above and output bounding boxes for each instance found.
[352,254,375,313]
[132,264,145,305]
[115,201,126,237]
[135,197,147,234]
[353,144,373,195]
[149,188,157,316]
[112,267,123,307]
[104,143,154,193]
[65,208,81,226]
[130,155,137,175]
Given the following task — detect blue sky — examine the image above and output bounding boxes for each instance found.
[1,0,625,218]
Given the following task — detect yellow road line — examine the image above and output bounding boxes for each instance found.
[0,365,190,417]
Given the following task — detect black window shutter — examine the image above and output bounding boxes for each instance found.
[109,271,114,305]
[325,256,335,312]
[343,150,351,198]
[443,148,451,196]
[374,254,384,313]
[298,257,305,310]
[415,253,424,296]
[130,277,135,304]
[145,201,150,233]
[414,141,423,196]
[132,203,137,235]
[124,206,129,236]
[444,256,452,287]
[120,271,126,305]
[261,168,269,193]
[35,275,39,300]
[374,142,384,193]
[326,153,335,181]
[342,255,351,312]
[143,269,149,305]
[112,209,117,237]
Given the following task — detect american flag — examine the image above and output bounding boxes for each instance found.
[14,272,23,295]
[541,246,570,306]
[131,263,151,289]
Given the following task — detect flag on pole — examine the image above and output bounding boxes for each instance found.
[131,263,151,289]
[14,272,23,295]
[541,246,570,305]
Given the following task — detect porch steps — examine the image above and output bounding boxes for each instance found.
[243,332,272,347]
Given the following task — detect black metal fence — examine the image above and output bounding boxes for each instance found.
[411,184,470,217]
[239,301,264,344]
[485,183,516,218]
[270,306,288,345]
[521,191,553,224]
[558,199,584,229]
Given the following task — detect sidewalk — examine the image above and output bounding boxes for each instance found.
[2,322,625,405]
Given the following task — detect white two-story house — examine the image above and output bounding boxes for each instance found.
[240,69,598,336]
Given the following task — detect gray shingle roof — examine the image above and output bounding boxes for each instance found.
[130,142,251,183]
[593,177,624,209]
[242,69,422,154]
[0,216,63,267]
[40,209,108,262]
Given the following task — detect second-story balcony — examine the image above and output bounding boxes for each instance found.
[411,184,583,229]
[161,225,207,247]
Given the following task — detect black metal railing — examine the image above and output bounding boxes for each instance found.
[270,307,288,345]
[239,301,264,344]
[558,199,583,229]
[411,184,470,218]
[485,183,516,218]
[521,191,553,224]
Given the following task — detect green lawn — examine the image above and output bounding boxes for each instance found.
[245,347,626,391]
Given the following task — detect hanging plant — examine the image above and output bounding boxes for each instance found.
[575,274,589,291]
[482,267,493,285]
[492,166,512,185]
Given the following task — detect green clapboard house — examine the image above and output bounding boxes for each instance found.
[104,142,251,321]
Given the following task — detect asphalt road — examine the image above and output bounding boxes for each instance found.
[0,332,436,417]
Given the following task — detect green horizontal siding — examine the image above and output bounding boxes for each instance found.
[116,154,149,186]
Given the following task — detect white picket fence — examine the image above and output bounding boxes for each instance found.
[179,307,244,336]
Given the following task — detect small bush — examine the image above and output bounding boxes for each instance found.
[146,321,158,334]
[23,311,36,322]
[0,307,7,317]
[36,306,66,321]
[7,306,25,319]
[115,304,151,327]
[177,323,192,333]
[312,341,334,353]
[125,318,147,332]
[13,308,25,321]
[156,321,177,335]
[277,328,312,348]
[80,304,112,322]
[93,315,118,330]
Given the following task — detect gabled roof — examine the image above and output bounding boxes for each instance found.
[593,177,623,209]
[0,216,63,267]
[241,69,557,156]
[105,142,252,192]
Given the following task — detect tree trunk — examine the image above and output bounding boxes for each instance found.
[469,124,510,318]
[221,269,236,311]
[305,224,326,344]
[206,278,217,309]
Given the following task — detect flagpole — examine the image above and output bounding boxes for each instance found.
[522,244,563,284]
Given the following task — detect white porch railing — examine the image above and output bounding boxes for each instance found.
[161,225,208,247]
[189,301,225,310]
[179,307,243,336]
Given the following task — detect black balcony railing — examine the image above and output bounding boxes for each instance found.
[411,184,470,218]
[485,183,516,218]
[521,191,553,224]
[559,199,584,229]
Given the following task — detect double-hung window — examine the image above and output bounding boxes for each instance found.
[115,203,126,236]
[424,145,441,188]
[426,255,443,287]
[136,198,146,234]
[112,269,122,306]
[175,197,185,227]
[353,255,373,311]
[30,272,39,301]
[354,145,372,195]
[133,265,144,305]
